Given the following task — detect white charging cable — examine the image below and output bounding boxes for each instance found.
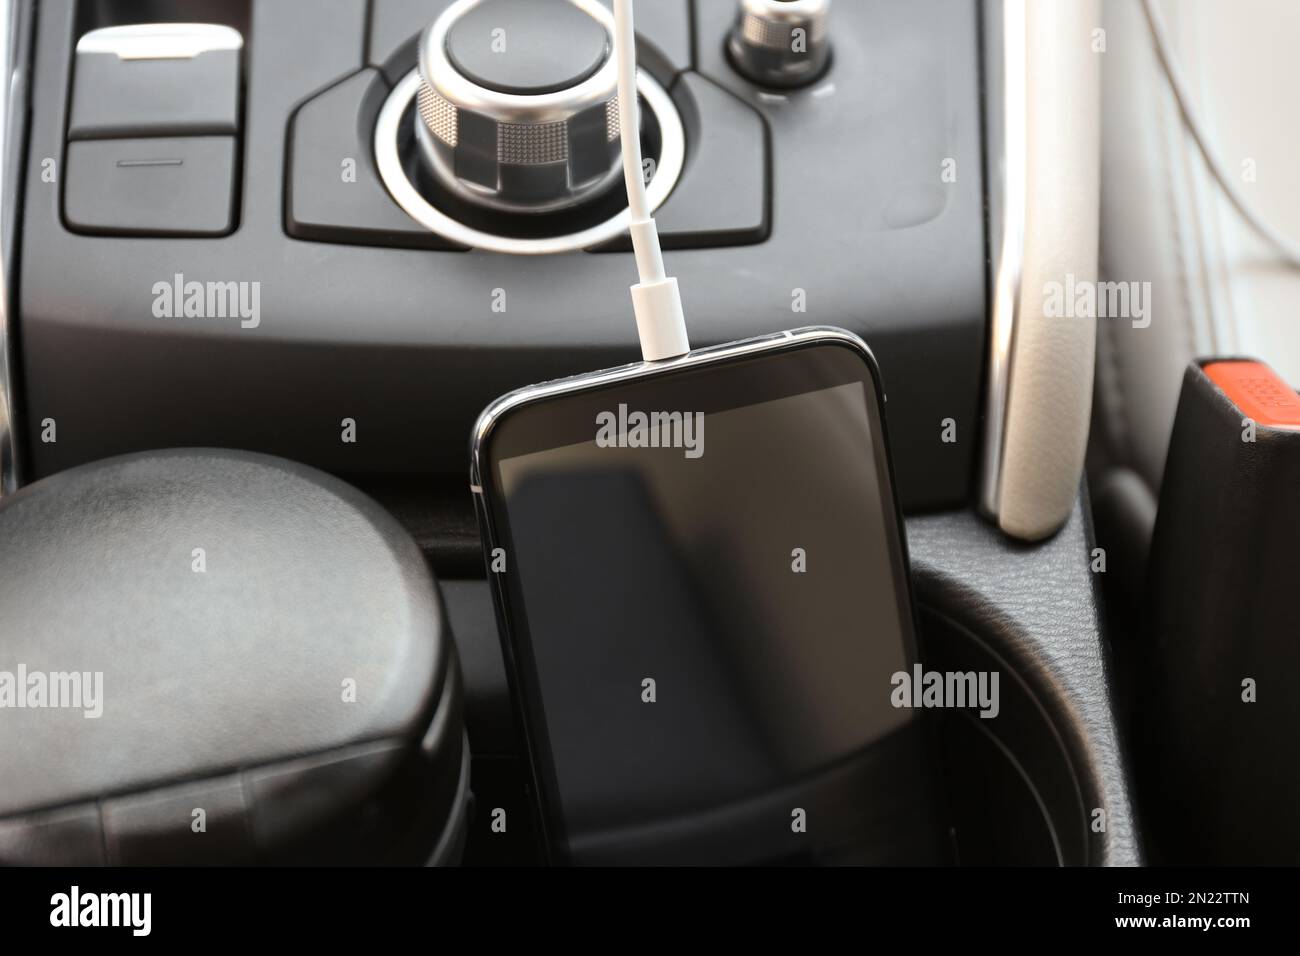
[1141,0,1300,269]
[613,0,691,361]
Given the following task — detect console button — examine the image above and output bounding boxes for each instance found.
[65,136,237,237]
[69,24,243,140]
[447,0,607,94]
[727,0,832,89]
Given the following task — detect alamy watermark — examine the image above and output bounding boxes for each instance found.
[596,404,704,459]
[891,664,1000,719]
[1044,273,1151,329]
[152,273,261,329]
[0,665,103,718]
[50,886,150,936]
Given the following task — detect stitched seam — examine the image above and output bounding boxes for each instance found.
[1185,6,1236,356]
[1157,9,1202,371]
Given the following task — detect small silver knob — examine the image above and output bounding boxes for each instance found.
[728,0,832,89]
[415,0,623,214]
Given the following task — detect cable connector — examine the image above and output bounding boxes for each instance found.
[614,0,690,362]
[632,277,688,363]
[627,220,688,362]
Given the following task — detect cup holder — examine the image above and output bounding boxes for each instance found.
[374,70,685,255]
[920,607,1092,866]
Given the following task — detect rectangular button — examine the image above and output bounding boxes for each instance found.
[65,137,237,237]
[70,24,242,139]
[1203,360,1300,430]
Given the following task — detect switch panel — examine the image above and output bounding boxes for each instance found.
[64,136,238,237]
[69,23,243,140]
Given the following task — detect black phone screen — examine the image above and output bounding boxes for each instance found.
[477,335,944,864]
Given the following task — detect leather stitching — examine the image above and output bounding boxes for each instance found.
[1157,12,1202,370]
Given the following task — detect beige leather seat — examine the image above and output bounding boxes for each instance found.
[1091,0,1300,588]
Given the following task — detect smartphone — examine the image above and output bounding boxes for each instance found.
[470,327,947,865]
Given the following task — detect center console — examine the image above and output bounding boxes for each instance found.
[2,0,1138,866]
[18,0,985,511]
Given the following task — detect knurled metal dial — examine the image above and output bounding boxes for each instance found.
[415,0,623,214]
[728,0,832,89]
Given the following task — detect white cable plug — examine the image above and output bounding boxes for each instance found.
[613,0,690,362]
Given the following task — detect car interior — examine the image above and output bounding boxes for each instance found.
[0,0,1295,874]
